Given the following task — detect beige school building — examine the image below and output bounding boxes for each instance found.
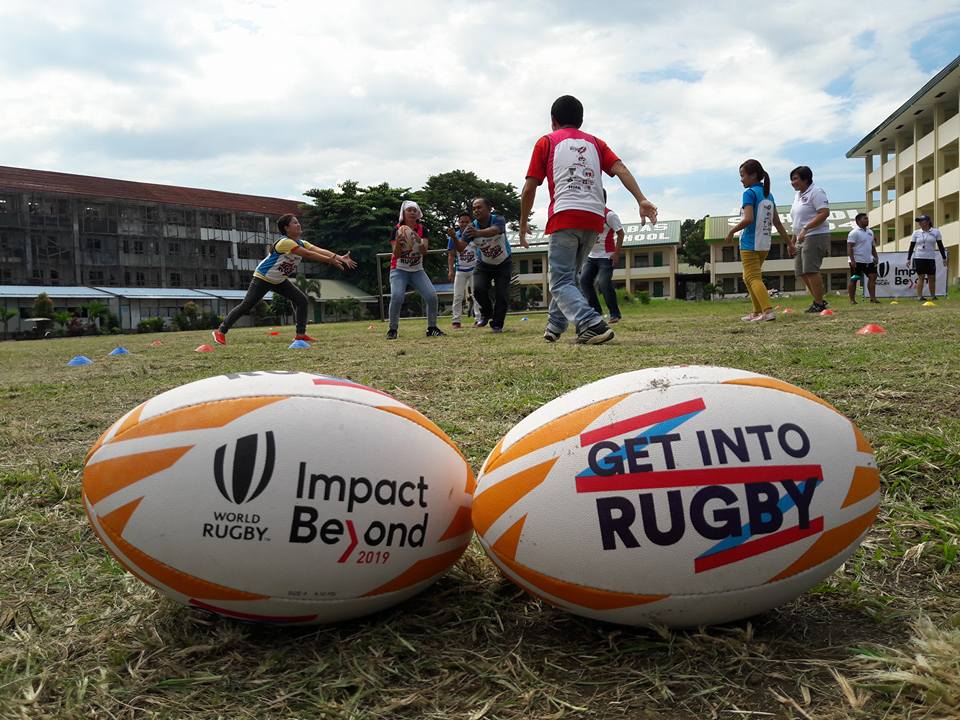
[704,202,865,296]
[846,53,960,284]
[505,220,699,302]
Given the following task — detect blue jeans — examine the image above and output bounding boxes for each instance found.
[547,229,602,335]
[388,269,438,330]
[579,257,621,319]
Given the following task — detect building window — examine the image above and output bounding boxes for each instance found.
[636,281,649,292]
[783,275,796,292]
[518,259,529,274]
[86,237,102,251]
[170,272,181,287]
[136,271,146,287]
[722,277,735,294]
[89,270,104,285]
[124,271,130,285]
[133,240,145,255]
[633,253,650,268]
[830,240,845,256]
[721,246,735,262]
[1,269,12,283]
[168,242,179,255]
[768,243,781,260]
[652,251,663,267]
[830,273,848,291]
[653,280,664,297]
[531,258,543,273]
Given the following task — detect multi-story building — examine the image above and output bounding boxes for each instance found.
[506,220,686,301]
[0,165,301,290]
[846,54,959,283]
[704,202,865,296]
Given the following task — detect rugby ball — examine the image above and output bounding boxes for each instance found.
[83,371,474,624]
[397,226,418,252]
[472,366,879,627]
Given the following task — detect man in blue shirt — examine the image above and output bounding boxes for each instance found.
[460,197,511,332]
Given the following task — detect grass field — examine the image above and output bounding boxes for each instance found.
[2,291,959,720]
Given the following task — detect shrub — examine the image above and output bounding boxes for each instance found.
[137,317,165,333]
[638,291,651,305]
[33,292,54,320]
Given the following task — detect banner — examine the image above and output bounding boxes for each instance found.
[872,252,947,298]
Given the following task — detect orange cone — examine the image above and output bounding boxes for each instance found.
[194,344,215,353]
[150,339,163,347]
[856,324,886,335]
[781,307,794,314]
[819,309,835,316]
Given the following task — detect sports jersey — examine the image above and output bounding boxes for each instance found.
[391,223,427,272]
[472,214,511,267]
[588,209,624,259]
[910,228,944,260]
[526,128,620,235]
[448,231,478,273]
[847,227,875,263]
[254,236,317,283]
[790,184,830,237]
[739,185,776,252]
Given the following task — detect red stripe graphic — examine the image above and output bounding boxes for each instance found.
[694,516,825,573]
[189,599,318,623]
[579,398,706,446]
[338,519,358,563]
[313,378,394,398]
[576,465,823,493]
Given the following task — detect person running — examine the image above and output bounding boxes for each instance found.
[446,211,479,329]
[464,197,512,333]
[725,159,791,323]
[579,190,624,324]
[520,94,657,345]
[387,200,444,339]
[907,214,948,301]
[788,166,831,313]
[212,214,355,345]
[847,212,879,304]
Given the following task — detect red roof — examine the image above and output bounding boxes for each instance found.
[0,165,303,216]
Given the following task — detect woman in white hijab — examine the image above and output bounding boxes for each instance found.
[386,200,444,339]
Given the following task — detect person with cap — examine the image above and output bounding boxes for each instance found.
[520,94,657,345]
[386,200,444,339]
[788,165,832,313]
[907,214,948,301]
[846,212,880,304]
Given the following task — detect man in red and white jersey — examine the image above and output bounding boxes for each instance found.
[520,95,657,344]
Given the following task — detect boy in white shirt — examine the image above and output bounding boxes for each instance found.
[846,212,879,304]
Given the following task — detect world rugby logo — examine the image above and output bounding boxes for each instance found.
[878,261,890,278]
[213,431,276,504]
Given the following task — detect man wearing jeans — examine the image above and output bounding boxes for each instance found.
[579,191,624,323]
[520,95,657,344]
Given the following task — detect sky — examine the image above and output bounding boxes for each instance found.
[1,0,958,227]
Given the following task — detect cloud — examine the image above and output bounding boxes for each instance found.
[0,0,957,228]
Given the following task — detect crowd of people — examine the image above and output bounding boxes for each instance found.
[211,94,950,347]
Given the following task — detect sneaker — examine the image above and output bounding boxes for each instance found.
[870,299,880,304]
[751,309,776,322]
[741,312,760,322]
[804,302,823,314]
[850,299,858,305]
[295,334,318,342]
[426,326,446,337]
[576,321,615,345]
[474,317,489,327]
[608,316,621,325]
[491,326,503,334]
[212,329,226,346]
[451,322,461,329]
[543,329,560,343]
[386,328,398,340]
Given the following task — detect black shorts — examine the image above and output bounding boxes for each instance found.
[913,258,936,276]
[852,262,877,277]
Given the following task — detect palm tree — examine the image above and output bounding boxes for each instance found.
[83,300,109,330]
[294,274,323,323]
[0,308,17,339]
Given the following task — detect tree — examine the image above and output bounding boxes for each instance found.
[419,170,526,229]
[53,310,72,330]
[679,217,709,271]
[270,293,292,325]
[32,292,54,319]
[0,308,17,339]
[83,300,109,329]
[293,275,322,303]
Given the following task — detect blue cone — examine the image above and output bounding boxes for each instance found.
[108,347,130,356]
[288,339,310,349]
[521,316,529,321]
[67,355,93,366]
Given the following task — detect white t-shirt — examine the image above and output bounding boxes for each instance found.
[911,228,943,260]
[846,228,875,263]
[790,184,830,237]
[588,210,624,259]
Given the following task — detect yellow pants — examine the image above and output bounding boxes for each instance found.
[741,250,770,314]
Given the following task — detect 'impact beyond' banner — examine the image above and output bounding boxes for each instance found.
[873,252,947,298]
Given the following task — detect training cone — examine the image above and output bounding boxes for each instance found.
[521,316,529,321]
[781,307,794,314]
[367,324,375,330]
[288,339,310,349]
[67,355,93,366]
[819,309,835,316]
[890,300,899,305]
[856,323,887,335]
[108,347,129,356]
[150,339,163,347]
[194,344,215,353]
[774,304,781,310]
[269,331,280,336]
[922,301,937,307]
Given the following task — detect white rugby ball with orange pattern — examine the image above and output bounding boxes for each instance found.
[473,366,880,627]
[83,371,474,624]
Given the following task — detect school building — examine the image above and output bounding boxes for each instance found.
[704,202,865,296]
[506,220,695,302]
[846,53,960,284]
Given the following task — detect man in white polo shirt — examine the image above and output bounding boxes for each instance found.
[789,165,831,313]
[846,212,879,304]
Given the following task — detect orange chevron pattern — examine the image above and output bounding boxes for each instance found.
[724,377,841,414]
[363,545,469,596]
[472,458,557,536]
[481,395,627,475]
[438,505,474,541]
[113,396,288,442]
[842,466,881,508]
[83,445,194,505]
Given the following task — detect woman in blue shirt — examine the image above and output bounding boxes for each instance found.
[725,159,791,322]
